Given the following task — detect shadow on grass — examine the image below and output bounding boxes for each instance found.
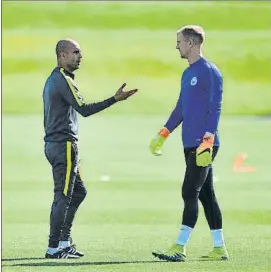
[2,258,45,261]
[2,260,162,267]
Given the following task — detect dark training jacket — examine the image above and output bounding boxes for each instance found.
[43,67,117,142]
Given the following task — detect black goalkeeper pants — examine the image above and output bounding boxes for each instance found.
[181,146,222,230]
[45,141,87,248]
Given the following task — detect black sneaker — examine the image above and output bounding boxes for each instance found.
[67,237,83,256]
[62,245,84,257]
[45,248,80,259]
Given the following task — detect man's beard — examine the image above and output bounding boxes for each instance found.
[68,63,79,72]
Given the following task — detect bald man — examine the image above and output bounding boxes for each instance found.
[150,26,228,262]
[43,39,137,259]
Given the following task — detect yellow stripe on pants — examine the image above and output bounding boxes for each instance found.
[63,141,72,196]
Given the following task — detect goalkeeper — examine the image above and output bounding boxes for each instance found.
[150,25,228,262]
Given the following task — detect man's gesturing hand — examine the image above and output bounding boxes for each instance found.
[114,83,138,101]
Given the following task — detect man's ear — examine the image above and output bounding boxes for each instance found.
[188,38,194,48]
[60,51,67,59]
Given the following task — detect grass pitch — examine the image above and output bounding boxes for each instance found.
[2,1,271,115]
[2,116,271,272]
[2,1,271,271]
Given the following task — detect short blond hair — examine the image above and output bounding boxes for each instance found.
[178,25,205,45]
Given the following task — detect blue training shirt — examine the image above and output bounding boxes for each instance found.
[164,57,223,148]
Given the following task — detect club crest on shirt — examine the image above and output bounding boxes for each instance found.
[190,77,197,86]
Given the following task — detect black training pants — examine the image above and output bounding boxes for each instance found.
[181,146,222,230]
[45,141,87,248]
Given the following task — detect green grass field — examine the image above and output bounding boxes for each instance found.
[2,116,271,272]
[2,1,271,272]
[2,1,271,115]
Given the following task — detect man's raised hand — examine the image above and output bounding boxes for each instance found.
[114,83,138,101]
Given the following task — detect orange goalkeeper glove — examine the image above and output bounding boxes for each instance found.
[149,128,170,156]
[196,132,214,167]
